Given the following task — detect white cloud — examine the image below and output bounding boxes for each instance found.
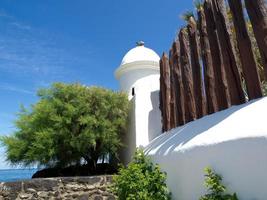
[0,84,34,95]
[10,22,31,30]
[0,10,13,19]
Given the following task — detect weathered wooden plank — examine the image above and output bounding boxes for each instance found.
[169,48,177,129]
[159,55,167,132]
[160,53,172,131]
[171,41,186,126]
[187,16,207,118]
[244,0,267,81]
[203,1,231,111]
[210,0,246,105]
[179,29,197,122]
[197,7,218,114]
[228,0,263,100]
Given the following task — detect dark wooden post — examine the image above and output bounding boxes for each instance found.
[203,2,231,111]
[228,0,263,100]
[187,16,207,118]
[169,48,177,129]
[211,0,246,105]
[244,0,267,81]
[179,29,197,123]
[198,7,218,114]
[160,53,172,131]
[159,55,166,132]
[171,41,186,126]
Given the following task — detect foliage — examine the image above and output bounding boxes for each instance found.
[194,0,203,10]
[181,11,195,22]
[262,82,267,96]
[111,149,171,200]
[1,83,129,169]
[200,167,238,200]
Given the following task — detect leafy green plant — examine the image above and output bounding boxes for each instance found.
[262,81,267,96]
[200,167,238,200]
[181,11,195,22]
[1,83,129,170]
[194,0,203,11]
[111,149,171,200]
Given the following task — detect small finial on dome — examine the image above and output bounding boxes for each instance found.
[136,41,145,46]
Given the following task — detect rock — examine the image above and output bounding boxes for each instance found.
[19,193,32,199]
[24,179,58,192]
[106,195,116,200]
[93,195,103,200]
[0,175,113,199]
[2,182,21,199]
[77,193,89,200]
[37,191,48,198]
[26,188,36,193]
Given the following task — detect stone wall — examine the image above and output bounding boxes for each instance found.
[0,175,115,200]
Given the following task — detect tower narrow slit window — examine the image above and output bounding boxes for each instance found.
[132,87,135,96]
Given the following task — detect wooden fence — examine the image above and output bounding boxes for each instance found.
[160,0,267,132]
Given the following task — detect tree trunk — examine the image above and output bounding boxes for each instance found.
[171,41,186,126]
[179,29,197,123]
[228,0,263,100]
[198,7,218,114]
[244,0,267,81]
[187,17,207,118]
[160,53,172,131]
[211,0,246,105]
[203,1,231,111]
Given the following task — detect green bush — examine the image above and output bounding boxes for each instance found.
[200,167,238,200]
[262,81,267,96]
[111,149,171,200]
[1,83,129,169]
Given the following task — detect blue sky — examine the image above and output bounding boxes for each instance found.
[0,0,193,169]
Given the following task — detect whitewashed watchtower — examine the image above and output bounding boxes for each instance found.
[115,41,162,163]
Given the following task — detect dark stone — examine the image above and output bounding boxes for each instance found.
[77,193,89,200]
[93,195,103,200]
[1,175,113,200]
[3,182,22,199]
[105,176,113,184]
[32,164,117,179]
[77,177,101,185]
[106,195,116,200]
[24,179,58,191]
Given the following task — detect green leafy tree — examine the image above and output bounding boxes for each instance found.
[111,149,171,200]
[1,83,129,169]
[200,167,238,200]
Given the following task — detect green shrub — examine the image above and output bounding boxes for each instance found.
[200,167,238,200]
[262,81,267,96]
[111,149,171,200]
[1,83,129,169]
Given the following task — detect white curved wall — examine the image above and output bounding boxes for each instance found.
[145,97,267,200]
[118,68,159,99]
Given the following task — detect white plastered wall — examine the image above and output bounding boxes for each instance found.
[145,97,267,200]
[117,67,162,163]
